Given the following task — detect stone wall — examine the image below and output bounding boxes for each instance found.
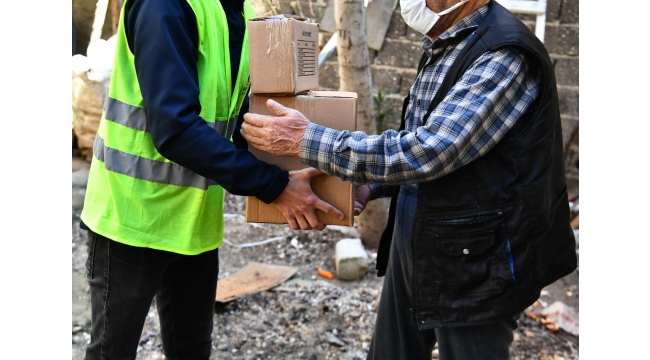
[249,0,579,198]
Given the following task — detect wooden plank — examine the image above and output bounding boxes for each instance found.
[319,0,397,51]
[216,262,298,303]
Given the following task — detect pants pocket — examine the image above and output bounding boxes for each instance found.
[85,231,97,279]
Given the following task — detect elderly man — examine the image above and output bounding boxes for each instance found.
[242,0,577,358]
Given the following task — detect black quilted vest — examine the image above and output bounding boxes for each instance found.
[377,0,577,327]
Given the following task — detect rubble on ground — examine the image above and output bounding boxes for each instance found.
[71,166,580,359]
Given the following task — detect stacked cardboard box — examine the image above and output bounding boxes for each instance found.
[248,15,319,95]
[246,15,357,226]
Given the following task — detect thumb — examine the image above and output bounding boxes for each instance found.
[303,167,325,179]
[267,99,290,116]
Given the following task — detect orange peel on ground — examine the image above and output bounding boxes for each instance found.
[318,267,334,279]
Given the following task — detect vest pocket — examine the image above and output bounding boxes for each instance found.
[426,211,510,301]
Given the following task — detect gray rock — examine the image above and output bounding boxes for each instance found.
[323,331,346,347]
[72,167,90,188]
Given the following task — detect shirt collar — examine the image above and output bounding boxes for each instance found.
[421,5,488,53]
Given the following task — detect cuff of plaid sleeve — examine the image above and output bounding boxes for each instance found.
[300,123,337,173]
[368,184,384,201]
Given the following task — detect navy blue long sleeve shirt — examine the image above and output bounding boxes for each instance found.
[125,0,288,203]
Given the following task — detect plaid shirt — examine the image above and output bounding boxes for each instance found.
[300,6,540,196]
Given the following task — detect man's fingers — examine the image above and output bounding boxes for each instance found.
[242,112,268,127]
[286,215,300,231]
[310,220,326,231]
[240,130,265,150]
[354,201,365,216]
[301,208,325,231]
[314,198,344,220]
[241,121,269,141]
[295,214,313,230]
[267,99,290,117]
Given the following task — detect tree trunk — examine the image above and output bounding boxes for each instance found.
[334,0,389,248]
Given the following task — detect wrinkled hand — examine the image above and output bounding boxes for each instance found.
[354,184,371,216]
[241,99,310,157]
[273,168,344,230]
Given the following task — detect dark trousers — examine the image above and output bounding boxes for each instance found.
[84,230,220,360]
[367,185,519,360]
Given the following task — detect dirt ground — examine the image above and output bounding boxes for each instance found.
[72,156,579,359]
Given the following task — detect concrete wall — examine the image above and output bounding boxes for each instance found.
[249,0,579,198]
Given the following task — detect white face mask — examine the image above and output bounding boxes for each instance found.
[400,0,468,35]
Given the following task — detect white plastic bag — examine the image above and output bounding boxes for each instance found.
[541,301,579,336]
[71,36,116,159]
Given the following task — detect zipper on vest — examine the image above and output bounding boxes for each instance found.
[429,211,503,224]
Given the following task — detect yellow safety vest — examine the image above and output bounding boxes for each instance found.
[81,0,255,254]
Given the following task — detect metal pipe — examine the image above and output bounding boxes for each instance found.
[318,35,338,70]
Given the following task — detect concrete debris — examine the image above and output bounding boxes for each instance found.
[324,331,347,347]
[327,225,362,239]
[335,239,369,280]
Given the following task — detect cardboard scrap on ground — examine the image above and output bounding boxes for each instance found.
[216,262,298,303]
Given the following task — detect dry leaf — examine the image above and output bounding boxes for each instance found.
[566,291,573,297]
[541,349,548,354]
[533,301,540,307]
[526,312,539,322]
[545,323,560,332]
[554,355,566,360]
[540,290,550,296]
[525,331,535,338]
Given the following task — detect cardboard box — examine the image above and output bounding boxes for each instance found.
[248,15,319,95]
[246,91,358,226]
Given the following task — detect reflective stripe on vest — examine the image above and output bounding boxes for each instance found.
[93,134,217,190]
[104,97,237,138]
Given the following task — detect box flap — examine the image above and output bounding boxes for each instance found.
[250,14,312,22]
[306,91,358,99]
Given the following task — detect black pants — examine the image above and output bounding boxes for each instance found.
[367,185,519,360]
[84,231,220,360]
